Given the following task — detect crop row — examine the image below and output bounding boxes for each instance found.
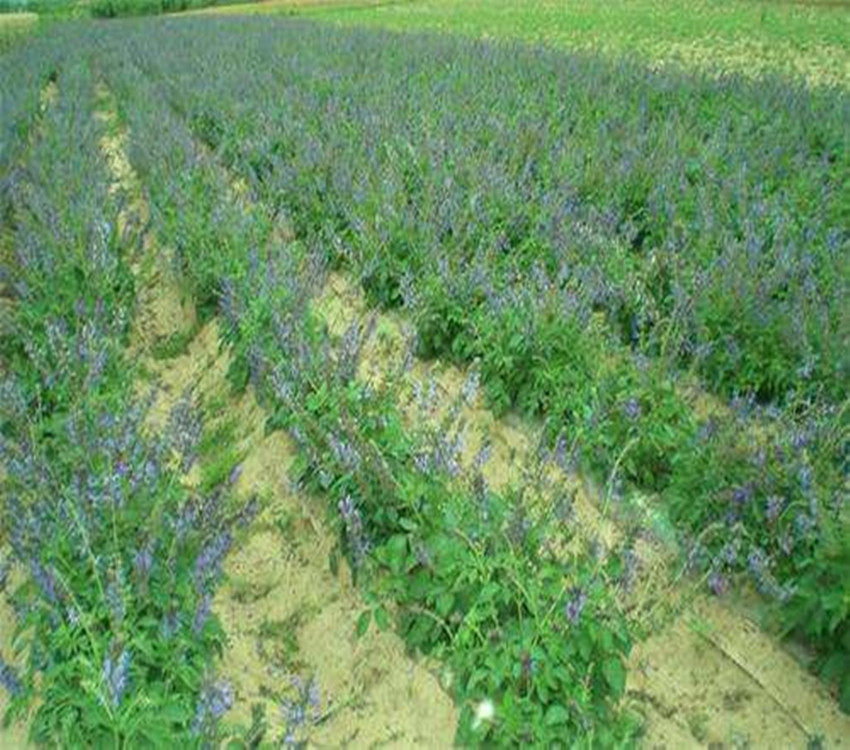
[97,17,849,712]
[0,37,251,744]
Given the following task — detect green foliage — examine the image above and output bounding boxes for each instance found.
[4,402,229,746]
[305,0,850,88]
[150,322,200,360]
[0,49,238,747]
[88,12,850,732]
[2,10,838,745]
[782,519,850,712]
[88,0,247,19]
[290,375,637,745]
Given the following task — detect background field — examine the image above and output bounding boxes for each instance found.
[204,0,850,86]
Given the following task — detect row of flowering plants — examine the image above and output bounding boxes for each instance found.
[0,42,246,745]
[96,28,641,746]
[114,17,849,711]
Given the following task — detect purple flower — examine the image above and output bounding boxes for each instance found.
[564,587,587,625]
[430,431,464,477]
[281,676,321,746]
[619,547,639,592]
[338,495,370,569]
[461,371,480,404]
[133,541,154,587]
[0,656,22,696]
[102,646,131,708]
[227,463,243,486]
[191,680,233,736]
[552,431,578,473]
[797,465,813,495]
[719,540,739,565]
[106,579,126,625]
[622,398,642,422]
[472,441,492,471]
[337,318,375,382]
[765,495,784,523]
[161,610,180,639]
[697,418,717,443]
[328,433,361,471]
[731,485,753,506]
[31,562,58,605]
[192,593,212,635]
[166,393,202,472]
[708,570,728,597]
[193,531,232,589]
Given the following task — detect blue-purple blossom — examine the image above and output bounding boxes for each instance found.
[193,593,213,635]
[765,495,784,523]
[102,646,131,708]
[564,588,587,625]
[31,562,58,605]
[731,485,753,506]
[622,398,642,422]
[106,578,126,625]
[0,656,22,696]
[166,393,202,472]
[191,680,234,736]
[328,433,361,471]
[338,494,369,569]
[161,610,181,639]
[193,530,232,589]
[133,541,154,587]
[281,676,321,747]
[461,371,480,404]
[708,570,728,597]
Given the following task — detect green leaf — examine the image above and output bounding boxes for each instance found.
[436,592,454,617]
[545,704,570,726]
[356,610,371,638]
[374,606,390,631]
[602,657,626,698]
[385,534,408,574]
[399,517,418,532]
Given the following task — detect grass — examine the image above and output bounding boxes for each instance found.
[202,0,850,87]
[198,414,245,492]
[149,320,202,359]
[0,11,37,51]
[191,0,392,14]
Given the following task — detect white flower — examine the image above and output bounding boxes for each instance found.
[472,698,495,730]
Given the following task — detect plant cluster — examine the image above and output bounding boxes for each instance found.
[102,16,848,710]
[0,43,249,745]
[95,32,639,744]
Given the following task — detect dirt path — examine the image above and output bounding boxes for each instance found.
[97,86,458,746]
[0,575,28,748]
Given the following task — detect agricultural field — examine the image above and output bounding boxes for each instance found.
[0,1,848,747]
[213,0,850,87]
